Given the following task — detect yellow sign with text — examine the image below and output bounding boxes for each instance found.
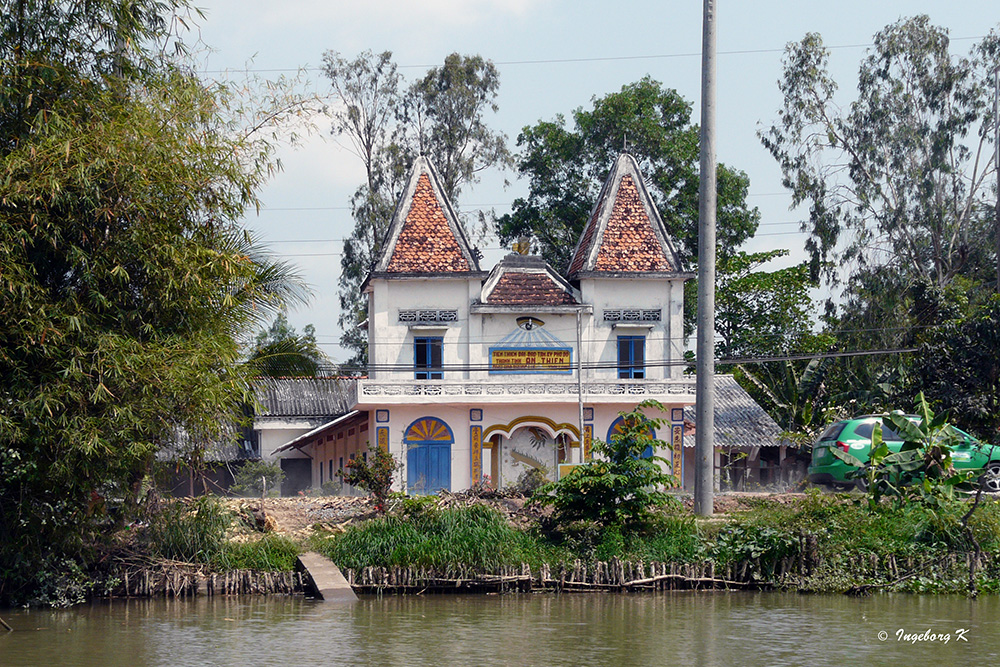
[490,348,571,372]
[471,426,483,484]
[671,424,683,489]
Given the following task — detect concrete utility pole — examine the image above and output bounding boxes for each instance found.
[694,0,717,517]
[994,65,999,293]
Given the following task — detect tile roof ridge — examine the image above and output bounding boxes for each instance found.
[482,252,580,305]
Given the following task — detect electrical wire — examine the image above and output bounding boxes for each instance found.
[198,36,985,76]
[316,345,919,375]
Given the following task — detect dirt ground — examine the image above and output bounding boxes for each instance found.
[221,491,809,541]
[220,496,377,541]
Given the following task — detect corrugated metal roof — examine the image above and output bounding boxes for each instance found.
[273,410,363,454]
[158,423,245,462]
[254,377,355,419]
[683,375,784,448]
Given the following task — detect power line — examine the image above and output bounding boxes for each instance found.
[319,345,919,374]
[200,36,985,76]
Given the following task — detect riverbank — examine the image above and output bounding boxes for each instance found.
[14,489,1000,606]
[306,489,1000,596]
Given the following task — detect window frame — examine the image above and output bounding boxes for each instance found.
[414,336,444,380]
[617,335,646,379]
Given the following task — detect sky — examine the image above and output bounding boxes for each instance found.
[190,0,998,362]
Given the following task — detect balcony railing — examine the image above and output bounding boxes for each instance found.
[349,377,697,405]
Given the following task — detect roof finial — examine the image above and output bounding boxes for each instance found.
[623,132,628,153]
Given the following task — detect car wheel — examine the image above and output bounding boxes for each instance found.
[980,463,1000,494]
[854,477,869,492]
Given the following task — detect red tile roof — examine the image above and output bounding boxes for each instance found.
[486,270,578,306]
[385,173,472,273]
[568,153,683,279]
[568,197,601,276]
[593,175,671,272]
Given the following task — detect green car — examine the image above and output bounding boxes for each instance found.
[808,415,1000,492]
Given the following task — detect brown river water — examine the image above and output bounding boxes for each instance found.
[2,591,999,666]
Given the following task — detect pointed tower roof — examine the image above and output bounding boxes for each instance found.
[367,156,483,282]
[567,153,686,280]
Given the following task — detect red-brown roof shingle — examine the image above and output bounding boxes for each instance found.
[486,270,578,306]
[567,153,683,278]
[593,175,671,272]
[385,173,472,273]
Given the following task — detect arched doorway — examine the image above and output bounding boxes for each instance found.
[607,415,657,459]
[404,417,453,494]
[484,417,579,487]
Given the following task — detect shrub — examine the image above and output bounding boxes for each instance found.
[508,467,548,496]
[532,401,676,528]
[146,496,230,563]
[340,446,399,513]
[230,460,285,497]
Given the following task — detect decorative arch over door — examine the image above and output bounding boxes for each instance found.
[483,415,579,442]
[404,417,453,494]
[607,416,657,459]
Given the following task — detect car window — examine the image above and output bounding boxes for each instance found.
[853,422,902,441]
[818,422,846,441]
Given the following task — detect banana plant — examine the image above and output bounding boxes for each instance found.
[832,393,975,510]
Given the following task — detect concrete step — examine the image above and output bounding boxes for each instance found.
[296,551,358,603]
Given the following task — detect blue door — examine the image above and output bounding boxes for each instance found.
[408,443,451,494]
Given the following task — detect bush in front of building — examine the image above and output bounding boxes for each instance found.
[531,401,677,529]
[339,447,399,513]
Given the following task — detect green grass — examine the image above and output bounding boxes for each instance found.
[724,490,1000,558]
[312,504,567,571]
[212,534,301,571]
[145,496,300,571]
[311,504,701,571]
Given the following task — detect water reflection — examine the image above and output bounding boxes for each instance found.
[2,592,999,666]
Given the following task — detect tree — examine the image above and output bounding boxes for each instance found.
[398,53,512,201]
[339,448,400,514]
[0,0,307,602]
[249,311,327,377]
[762,17,1000,417]
[736,357,837,445]
[762,17,1000,292]
[915,297,1000,440]
[714,250,818,360]
[497,77,760,271]
[709,249,831,441]
[322,50,401,197]
[324,52,511,367]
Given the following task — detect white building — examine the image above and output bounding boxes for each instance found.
[271,153,788,493]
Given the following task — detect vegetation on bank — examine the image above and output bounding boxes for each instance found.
[17,400,1000,606]
[313,400,1000,596]
[146,497,300,572]
[308,491,1000,595]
